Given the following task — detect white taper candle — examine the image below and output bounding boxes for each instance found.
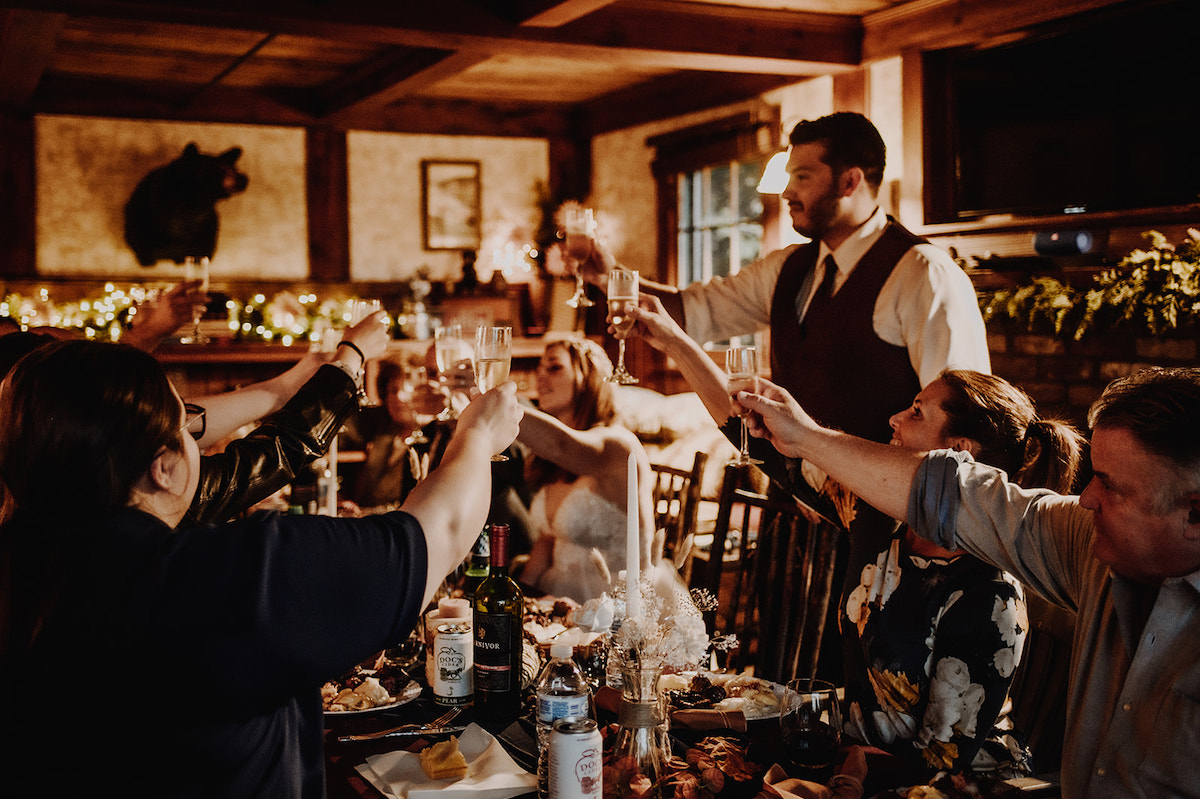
[626,451,641,622]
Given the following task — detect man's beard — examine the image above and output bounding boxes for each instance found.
[791,189,839,240]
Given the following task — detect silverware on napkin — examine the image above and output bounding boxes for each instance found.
[337,707,466,743]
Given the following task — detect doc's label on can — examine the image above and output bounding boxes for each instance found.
[549,718,601,798]
[433,622,473,705]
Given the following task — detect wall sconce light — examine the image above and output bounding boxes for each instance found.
[756,151,789,194]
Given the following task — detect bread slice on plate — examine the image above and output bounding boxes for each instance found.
[419,735,469,780]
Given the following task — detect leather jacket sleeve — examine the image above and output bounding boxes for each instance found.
[187,364,359,526]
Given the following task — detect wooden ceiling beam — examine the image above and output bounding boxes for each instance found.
[0,9,67,109]
[861,0,1129,60]
[515,0,620,27]
[580,71,800,136]
[13,0,860,74]
[29,74,574,138]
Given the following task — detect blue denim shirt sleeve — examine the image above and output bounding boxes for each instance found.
[908,448,974,550]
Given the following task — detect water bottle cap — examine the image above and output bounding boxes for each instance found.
[550,641,574,660]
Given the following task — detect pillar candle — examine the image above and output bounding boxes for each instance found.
[626,451,641,622]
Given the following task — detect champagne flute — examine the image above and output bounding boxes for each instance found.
[726,345,763,466]
[780,679,842,772]
[434,324,466,420]
[181,256,210,344]
[606,269,639,385]
[347,298,381,326]
[474,325,512,462]
[563,206,596,308]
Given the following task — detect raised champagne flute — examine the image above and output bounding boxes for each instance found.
[347,298,381,326]
[474,325,512,462]
[726,345,763,466]
[780,679,842,773]
[180,256,210,344]
[563,206,596,308]
[606,269,639,384]
[434,324,467,420]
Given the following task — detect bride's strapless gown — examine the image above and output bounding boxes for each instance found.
[530,482,627,603]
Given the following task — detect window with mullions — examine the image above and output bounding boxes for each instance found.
[676,161,765,288]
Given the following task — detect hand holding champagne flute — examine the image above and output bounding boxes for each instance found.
[726,345,762,465]
[474,325,512,462]
[606,269,639,384]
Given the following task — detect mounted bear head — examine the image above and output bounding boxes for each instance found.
[123,143,249,266]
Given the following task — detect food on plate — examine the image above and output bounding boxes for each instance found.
[715,673,781,718]
[664,672,781,719]
[321,649,414,712]
[420,735,469,780]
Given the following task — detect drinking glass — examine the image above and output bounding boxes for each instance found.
[180,256,210,344]
[780,679,842,772]
[474,325,512,462]
[562,206,596,308]
[434,324,467,420]
[725,346,762,465]
[606,270,639,385]
[347,298,381,326]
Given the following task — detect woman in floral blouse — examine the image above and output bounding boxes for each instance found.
[834,370,1083,780]
[625,297,1085,784]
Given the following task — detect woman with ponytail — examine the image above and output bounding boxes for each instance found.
[625,296,1086,788]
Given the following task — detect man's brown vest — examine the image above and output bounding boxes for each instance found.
[768,218,926,445]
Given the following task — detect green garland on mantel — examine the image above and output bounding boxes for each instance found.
[0,287,386,346]
[979,229,1200,340]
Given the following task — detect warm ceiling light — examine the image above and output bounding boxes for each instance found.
[756,151,789,194]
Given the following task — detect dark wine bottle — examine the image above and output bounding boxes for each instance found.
[462,525,490,600]
[472,523,524,721]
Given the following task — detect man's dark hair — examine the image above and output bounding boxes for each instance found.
[1088,367,1200,474]
[789,112,886,193]
[1089,368,1200,511]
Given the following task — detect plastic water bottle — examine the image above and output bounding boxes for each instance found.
[536,641,592,799]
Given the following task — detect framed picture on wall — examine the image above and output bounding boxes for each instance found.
[421,159,481,251]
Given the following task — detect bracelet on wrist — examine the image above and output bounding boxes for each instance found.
[336,340,366,369]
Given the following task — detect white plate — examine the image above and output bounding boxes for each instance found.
[324,678,422,715]
[666,672,787,720]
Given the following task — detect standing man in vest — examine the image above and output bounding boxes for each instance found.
[582,112,990,682]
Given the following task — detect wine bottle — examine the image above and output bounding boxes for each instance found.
[463,526,490,600]
[473,523,524,721]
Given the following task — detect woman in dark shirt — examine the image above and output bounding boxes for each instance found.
[0,339,520,798]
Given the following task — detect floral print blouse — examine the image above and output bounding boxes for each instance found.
[729,422,1034,781]
[840,527,1033,779]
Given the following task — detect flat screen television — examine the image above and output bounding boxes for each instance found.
[931,0,1200,221]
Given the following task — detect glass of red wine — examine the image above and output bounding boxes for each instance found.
[780,679,842,772]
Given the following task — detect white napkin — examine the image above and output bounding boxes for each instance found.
[355,723,538,799]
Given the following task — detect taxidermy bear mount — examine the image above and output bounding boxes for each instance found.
[124,142,249,266]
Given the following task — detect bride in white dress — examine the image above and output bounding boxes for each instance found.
[515,338,656,603]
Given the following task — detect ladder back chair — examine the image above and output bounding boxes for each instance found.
[649,451,708,584]
[703,462,839,684]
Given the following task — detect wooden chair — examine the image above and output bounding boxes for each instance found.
[702,462,839,684]
[649,451,708,584]
[1007,592,1076,774]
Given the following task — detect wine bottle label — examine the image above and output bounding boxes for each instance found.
[474,611,519,691]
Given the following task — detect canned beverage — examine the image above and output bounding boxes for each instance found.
[432,622,473,706]
[549,718,602,798]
